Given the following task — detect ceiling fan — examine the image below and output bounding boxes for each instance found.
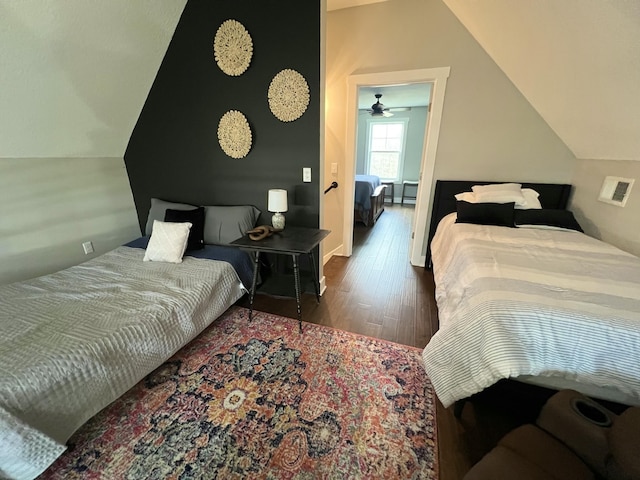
[368,93,394,117]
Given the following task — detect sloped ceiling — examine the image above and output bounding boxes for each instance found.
[442,0,640,161]
[0,0,186,158]
[327,0,388,10]
[2,0,638,162]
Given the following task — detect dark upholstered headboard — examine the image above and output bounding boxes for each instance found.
[425,180,572,268]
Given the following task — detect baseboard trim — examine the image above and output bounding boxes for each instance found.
[410,254,427,268]
[323,244,343,265]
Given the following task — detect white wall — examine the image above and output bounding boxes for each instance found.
[325,0,576,257]
[0,158,140,284]
[570,159,640,257]
[0,2,184,284]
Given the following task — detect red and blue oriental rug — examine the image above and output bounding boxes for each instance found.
[41,307,438,479]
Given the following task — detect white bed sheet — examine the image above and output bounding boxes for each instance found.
[0,246,245,480]
[421,214,640,408]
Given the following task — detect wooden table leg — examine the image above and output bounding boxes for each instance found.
[292,254,303,333]
[249,251,260,321]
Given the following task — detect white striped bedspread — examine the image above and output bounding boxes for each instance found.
[0,246,245,480]
[421,214,640,408]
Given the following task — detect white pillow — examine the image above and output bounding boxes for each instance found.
[143,220,192,263]
[472,183,522,193]
[456,190,525,205]
[473,186,525,205]
[456,190,525,204]
[455,191,476,202]
[456,185,536,207]
[515,188,542,210]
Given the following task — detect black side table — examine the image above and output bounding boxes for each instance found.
[230,226,330,333]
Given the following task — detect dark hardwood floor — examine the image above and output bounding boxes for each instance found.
[238,204,438,346]
[236,204,546,480]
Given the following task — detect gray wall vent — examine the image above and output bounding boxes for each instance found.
[598,176,634,207]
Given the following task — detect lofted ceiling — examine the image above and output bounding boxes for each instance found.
[0,0,187,158]
[326,0,388,11]
[1,0,638,162]
[442,0,640,161]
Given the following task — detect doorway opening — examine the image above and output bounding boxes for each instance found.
[343,68,450,266]
[353,83,431,252]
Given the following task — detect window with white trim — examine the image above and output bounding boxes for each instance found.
[366,120,408,182]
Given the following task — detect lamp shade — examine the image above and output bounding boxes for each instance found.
[268,189,288,213]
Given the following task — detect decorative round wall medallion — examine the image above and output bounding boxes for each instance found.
[213,19,253,76]
[268,69,310,122]
[217,110,252,158]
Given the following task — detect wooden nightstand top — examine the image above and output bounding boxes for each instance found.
[229,226,330,255]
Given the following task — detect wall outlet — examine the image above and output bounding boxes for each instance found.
[82,241,94,255]
[303,167,312,182]
[331,163,338,174]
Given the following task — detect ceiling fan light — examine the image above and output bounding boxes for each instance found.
[370,110,393,117]
[368,93,393,117]
[370,109,393,118]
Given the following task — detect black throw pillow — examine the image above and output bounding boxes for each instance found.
[455,201,515,227]
[514,209,584,232]
[164,207,205,250]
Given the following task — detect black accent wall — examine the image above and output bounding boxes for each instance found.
[124,0,321,232]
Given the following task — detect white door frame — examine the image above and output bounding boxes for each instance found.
[343,67,450,265]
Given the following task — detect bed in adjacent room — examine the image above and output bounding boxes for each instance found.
[421,180,640,410]
[0,199,258,480]
[354,174,386,226]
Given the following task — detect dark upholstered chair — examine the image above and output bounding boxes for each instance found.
[464,424,595,480]
[464,390,640,480]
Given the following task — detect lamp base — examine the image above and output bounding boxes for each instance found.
[272,212,285,230]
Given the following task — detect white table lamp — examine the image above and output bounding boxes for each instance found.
[268,189,288,230]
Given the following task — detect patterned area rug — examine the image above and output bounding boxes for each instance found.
[41,307,438,479]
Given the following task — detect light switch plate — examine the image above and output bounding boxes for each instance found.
[303,167,312,183]
[331,163,338,174]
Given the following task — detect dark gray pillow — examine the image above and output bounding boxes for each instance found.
[515,209,584,232]
[203,205,261,245]
[455,201,515,227]
[145,198,198,235]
